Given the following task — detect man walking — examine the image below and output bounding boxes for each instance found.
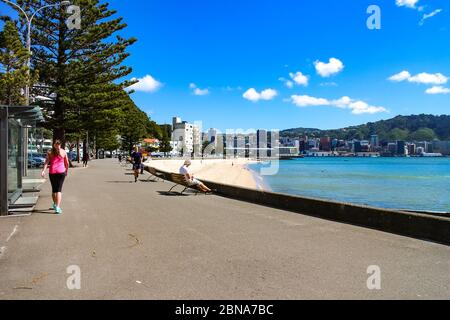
[131,147,142,182]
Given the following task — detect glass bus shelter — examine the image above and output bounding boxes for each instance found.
[0,105,44,216]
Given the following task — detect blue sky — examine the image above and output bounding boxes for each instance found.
[2,0,449,131]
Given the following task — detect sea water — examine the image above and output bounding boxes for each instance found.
[250,157,450,212]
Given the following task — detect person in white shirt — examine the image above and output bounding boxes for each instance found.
[179,159,212,193]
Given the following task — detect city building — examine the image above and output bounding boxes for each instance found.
[370,134,379,151]
[171,117,201,156]
[432,140,450,156]
[407,143,416,155]
[396,141,406,156]
[320,136,331,152]
[207,128,218,143]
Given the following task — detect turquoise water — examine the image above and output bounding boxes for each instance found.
[250,158,450,212]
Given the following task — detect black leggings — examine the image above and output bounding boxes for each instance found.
[49,173,66,193]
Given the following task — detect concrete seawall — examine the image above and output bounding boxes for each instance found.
[145,166,450,245]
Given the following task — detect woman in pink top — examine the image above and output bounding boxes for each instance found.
[41,140,69,214]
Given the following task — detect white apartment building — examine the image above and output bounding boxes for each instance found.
[172,117,201,156]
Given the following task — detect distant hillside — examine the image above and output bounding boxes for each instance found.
[281,114,450,141]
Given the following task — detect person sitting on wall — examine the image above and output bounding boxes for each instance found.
[179,159,212,193]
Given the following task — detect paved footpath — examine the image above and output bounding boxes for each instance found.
[0,159,449,299]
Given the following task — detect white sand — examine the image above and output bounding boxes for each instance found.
[144,158,266,190]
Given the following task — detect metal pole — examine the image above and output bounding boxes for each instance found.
[0,107,9,216]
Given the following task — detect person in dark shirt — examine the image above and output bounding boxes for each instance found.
[82,152,89,167]
[131,147,142,182]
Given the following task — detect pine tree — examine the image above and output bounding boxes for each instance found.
[15,0,136,142]
[0,19,34,105]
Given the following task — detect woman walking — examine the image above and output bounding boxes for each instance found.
[41,140,69,214]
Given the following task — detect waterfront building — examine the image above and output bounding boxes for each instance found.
[360,140,370,152]
[320,136,331,152]
[208,128,218,143]
[172,117,201,156]
[308,139,319,149]
[331,139,338,151]
[299,139,306,153]
[416,141,433,153]
[432,140,450,156]
[353,141,362,153]
[416,146,425,154]
[396,141,406,155]
[408,143,416,155]
[370,135,379,151]
[387,143,397,155]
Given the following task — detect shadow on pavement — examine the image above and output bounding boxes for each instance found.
[33,209,57,215]
[105,181,135,184]
[157,191,189,197]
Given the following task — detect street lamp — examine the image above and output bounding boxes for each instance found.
[1,0,71,105]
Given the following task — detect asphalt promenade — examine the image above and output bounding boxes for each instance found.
[0,159,449,299]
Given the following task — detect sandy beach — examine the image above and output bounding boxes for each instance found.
[144,158,266,190]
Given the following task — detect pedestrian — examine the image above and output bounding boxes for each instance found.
[82,152,89,167]
[41,140,69,214]
[131,147,142,182]
[118,154,122,163]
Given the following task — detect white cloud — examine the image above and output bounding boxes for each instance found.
[420,9,443,25]
[396,0,420,9]
[425,86,450,94]
[389,71,448,85]
[243,88,277,102]
[194,88,209,96]
[290,95,387,115]
[314,58,344,77]
[291,95,330,107]
[389,70,411,82]
[409,72,448,85]
[348,100,387,115]
[289,72,309,86]
[128,75,162,93]
[190,83,210,96]
[260,89,277,100]
[332,96,352,108]
[278,77,294,88]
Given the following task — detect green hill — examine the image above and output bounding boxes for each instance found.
[281,114,450,141]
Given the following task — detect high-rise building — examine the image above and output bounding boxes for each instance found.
[396,141,406,155]
[208,128,218,143]
[353,141,362,153]
[408,143,416,155]
[370,135,379,151]
[257,129,268,159]
[172,116,201,156]
[320,136,331,151]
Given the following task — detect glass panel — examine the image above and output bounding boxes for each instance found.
[7,119,21,200]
